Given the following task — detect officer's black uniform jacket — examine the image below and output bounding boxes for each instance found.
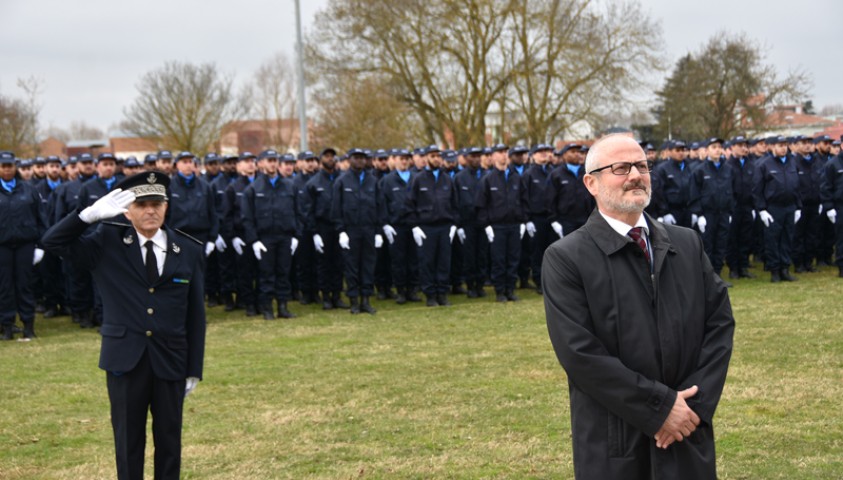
[41,215,206,381]
[521,164,554,221]
[211,173,237,230]
[475,166,527,226]
[332,168,379,231]
[727,155,756,208]
[752,153,802,211]
[34,177,62,226]
[0,179,48,245]
[222,175,254,239]
[377,170,414,227]
[78,176,117,209]
[547,164,594,225]
[453,167,484,228]
[651,160,692,217]
[303,169,340,231]
[794,154,824,205]
[241,174,301,244]
[688,159,735,215]
[405,168,458,226]
[167,174,219,242]
[821,154,843,210]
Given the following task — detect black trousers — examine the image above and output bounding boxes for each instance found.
[65,260,94,314]
[667,204,693,229]
[518,232,532,282]
[726,205,754,272]
[835,207,843,267]
[490,225,521,294]
[819,212,836,263]
[793,202,821,268]
[0,243,36,327]
[461,225,488,291]
[235,242,258,308]
[388,226,419,289]
[40,250,66,309]
[700,211,730,273]
[257,235,293,306]
[315,223,344,296]
[529,218,554,286]
[763,204,797,271]
[417,224,451,296]
[449,235,464,288]
[106,350,185,480]
[295,230,318,297]
[217,238,237,296]
[204,249,221,298]
[341,226,377,298]
[375,235,393,291]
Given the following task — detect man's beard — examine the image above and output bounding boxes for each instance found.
[598,178,651,214]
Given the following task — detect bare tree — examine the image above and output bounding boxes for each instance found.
[653,33,811,141]
[0,76,42,154]
[122,61,248,153]
[248,52,298,151]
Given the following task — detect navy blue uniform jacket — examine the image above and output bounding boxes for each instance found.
[41,214,206,381]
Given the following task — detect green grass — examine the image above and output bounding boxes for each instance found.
[1,264,842,479]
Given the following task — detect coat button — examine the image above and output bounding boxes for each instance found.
[149,288,154,293]
[146,330,152,337]
[147,308,154,315]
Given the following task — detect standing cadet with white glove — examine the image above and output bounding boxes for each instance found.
[42,171,206,480]
[820,144,843,277]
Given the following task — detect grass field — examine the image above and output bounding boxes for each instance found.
[1,265,842,479]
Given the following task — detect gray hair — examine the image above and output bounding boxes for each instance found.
[584,133,640,173]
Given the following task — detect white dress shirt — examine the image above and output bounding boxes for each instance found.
[138,229,168,276]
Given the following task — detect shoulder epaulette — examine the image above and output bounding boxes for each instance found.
[173,228,203,245]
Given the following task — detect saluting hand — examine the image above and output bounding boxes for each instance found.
[79,188,136,224]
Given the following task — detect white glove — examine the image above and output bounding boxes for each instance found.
[232,237,246,255]
[291,237,299,255]
[383,225,397,244]
[551,221,563,238]
[818,204,823,214]
[759,210,774,227]
[457,228,466,244]
[751,210,756,221]
[728,216,732,224]
[204,242,215,257]
[313,234,324,253]
[697,216,707,233]
[214,234,227,252]
[525,221,537,237]
[375,234,383,248]
[449,225,457,243]
[252,241,267,260]
[691,214,699,226]
[185,377,199,397]
[662,213,677,225]
[519,223,526,239]
[33,248,44,265]
[827,208,837,224]
[794,209,801,224]
[78,188,136,224]
[339,232,350,249]
[485,225,495,243]
[412,226,426,247]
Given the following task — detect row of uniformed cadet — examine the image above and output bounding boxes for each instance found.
[2,133,842,336]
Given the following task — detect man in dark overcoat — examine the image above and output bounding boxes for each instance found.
[542,134,734,479]
[42,171,206,480]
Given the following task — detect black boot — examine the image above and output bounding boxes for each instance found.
[475,287,487,298]
[506,290,520,302]
[407,287,422,302]
[245,305,258,317]
[360,297,377,314]
[3,324,14,340]
[770,270,781,283]
[277,302,296,319]
[333,292,350,309]
[207,295,219,308]
[349,297,361,314]
[223,293,235,311]
[739,268,755,279]
[395,288,407,305]
[43,306,58,318]
[838,267,843,278]
[22,323,36,340]
[451,284,467,294]
[426,295,439,307]
[261,304,276,320]
[780,268,797,282]
[79,310,95,329]
[322,291,334,310]
[436,293,451,306]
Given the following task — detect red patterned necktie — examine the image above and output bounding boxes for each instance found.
[628,227,651,265]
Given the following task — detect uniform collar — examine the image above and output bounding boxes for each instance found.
[136,228,168,253]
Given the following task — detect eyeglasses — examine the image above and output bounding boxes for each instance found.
[588,160,653,175]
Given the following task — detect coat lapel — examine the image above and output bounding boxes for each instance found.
[122,228,148,282]
[157,227,183,285]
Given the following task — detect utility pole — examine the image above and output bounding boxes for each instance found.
[295,0,308,151]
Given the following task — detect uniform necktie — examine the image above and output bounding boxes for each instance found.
[145,241,159,284]
[628,227,651,265]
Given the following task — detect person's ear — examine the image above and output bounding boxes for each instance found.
[583,174,599,197]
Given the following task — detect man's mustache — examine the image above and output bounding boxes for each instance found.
[623,180,649,192]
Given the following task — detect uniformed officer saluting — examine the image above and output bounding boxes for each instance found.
[42,171,206,480]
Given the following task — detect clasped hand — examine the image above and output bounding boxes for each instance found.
[654,385,700,449]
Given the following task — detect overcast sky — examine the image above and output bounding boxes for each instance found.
[2,0,840,136]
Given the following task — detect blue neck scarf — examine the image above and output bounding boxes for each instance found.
[1,178,15,193]
[268,174,279,187]
[47,178,62,190]
[566,164,581,176]
[398,170,411,184]
[178,172,195,185]
[103,177,116,191]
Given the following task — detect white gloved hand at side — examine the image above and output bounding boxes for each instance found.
[313,234,324,253]
[252,241,267,260]
[551,221,564,238]
[697,216,707,233]
[205,242,215,257]
[375,234,383,248]
[662,213,677,225]
[485,225,495,243]
[827,208,837,224]
[79,188,136,224]
[232,237,246,255]
[291,237,299,255]
[759,210,774,227]
[382,225,397,244]
[339,232,350,250]
[412,227,426,247]
[794,209,801,224]
[525,221,536,237]
[457,228,466,244]
[185,377,199,397]
[33,248,44,265]
[214,234,227,252]
[449,225,457,243]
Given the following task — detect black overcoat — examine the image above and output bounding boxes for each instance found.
[542,209,734,479]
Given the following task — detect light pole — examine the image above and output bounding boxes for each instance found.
[295,0,308,152]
